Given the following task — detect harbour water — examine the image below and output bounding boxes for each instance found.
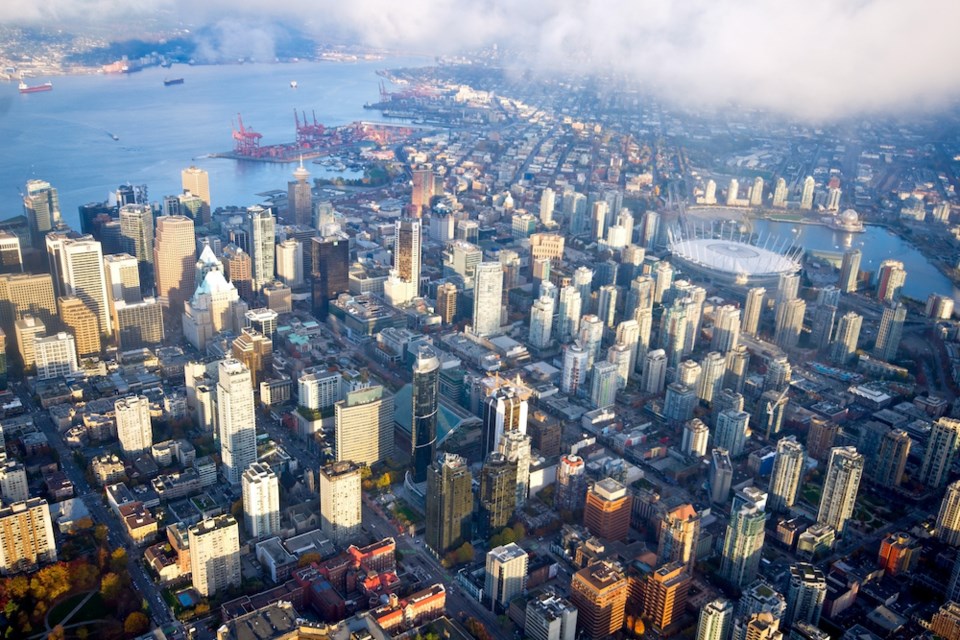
[0,58,424,229]
[751,219,960,302]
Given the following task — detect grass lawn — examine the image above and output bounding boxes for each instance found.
[49,592,90,627]
[69,593,108,624]
[48,592,108,627]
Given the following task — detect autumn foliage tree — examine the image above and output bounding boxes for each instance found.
[124,612,150,635]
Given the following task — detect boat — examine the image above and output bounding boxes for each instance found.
[163,77,184,86]
[108,132,119,141]
[19,80,53,94]
[290,81,298,89]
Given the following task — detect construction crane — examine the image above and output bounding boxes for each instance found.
[232,113,262,156]
[763,385,790,440]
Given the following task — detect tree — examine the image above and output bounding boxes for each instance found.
[124,612,150,635]
[94,524,109,545]
[455,542,474,565]
[360,466,373,480]
[511,523,526,540]
[109,548,128,574]
[376,472,392,491]
[298,552,322,568]
[100,572,122,603]
[46,625,65,640]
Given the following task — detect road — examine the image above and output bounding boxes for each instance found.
[13,384,178,633]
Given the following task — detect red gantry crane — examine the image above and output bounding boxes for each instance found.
[232,113,262,156]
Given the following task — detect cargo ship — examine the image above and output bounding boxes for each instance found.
[19,80,53,94]
[164,77,184,86]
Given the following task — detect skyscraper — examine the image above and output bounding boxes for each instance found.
[658,503,700,570]
[817,446,864,536]
[715,410,750,458]
[525,590,578,640]
[287,160,312,227]
[154,215,196,315]
[188,515,241,597]
[479,452,517,535]
[539,187,555,225]
[242,462,280,539]
[480,379,530,456]
[809,304,836,350]
[749,177,764,207]
[411,347,440,483]
[579,315,604,369]
[319,460,362,547]
[764,356,792,393]
[14,316,45,373]
[768,437,805,513]
[918,417,960,489]
[385,218,422,305]
[555,454,587,512]
[557,286,582,342]
[830,311,862,365]
[936,480,960,547]
[231,325,273,384]
[838,249,861,293]
[311,234,349,318]
[712,305,741,353]
[719,503,766,588]
[276,239,304,289]
[561,342,590,395]
[783,563,826,629]
[425,453,473,556]
[436,282,458,324]
[119,204,154,283]
[247,205,276,292]
[485,543,528,612]
[115,395,152,459]
[104,254,142,305]
[697,599,734,640]
[529,292,555,348]
[58,296,101,358]
[217,359,257,485]
[411,168,435,213]
[35,332,78,379]
[114,298,164,351]
[0,498,58,575]
[583,478,631,541]
[682,419,710,458]
[181,166,211,221]
[770,178,788,208]
[60,237,112,337]
[774,298,805,350]
[569,562,628,640]
[742,287,765,337]
[698,351,727,405]
[23,180,60,248]
[800,176,815,210]
[590,361,620,409]
[872,428,911,487]
[876,260,906,303]
[725,345,750,393]
[222,243,254,301]
[643,561,691,631]
[334,385,395,466]
[472,262,503,337]
[873,302,906,361]
[0,232,22,275]
[498,431,532,507]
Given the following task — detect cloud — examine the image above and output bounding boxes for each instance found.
[3,0,959,120]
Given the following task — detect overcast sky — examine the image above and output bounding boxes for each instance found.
[4,0,960,121]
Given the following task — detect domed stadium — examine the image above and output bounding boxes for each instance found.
[667,226,802,287]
